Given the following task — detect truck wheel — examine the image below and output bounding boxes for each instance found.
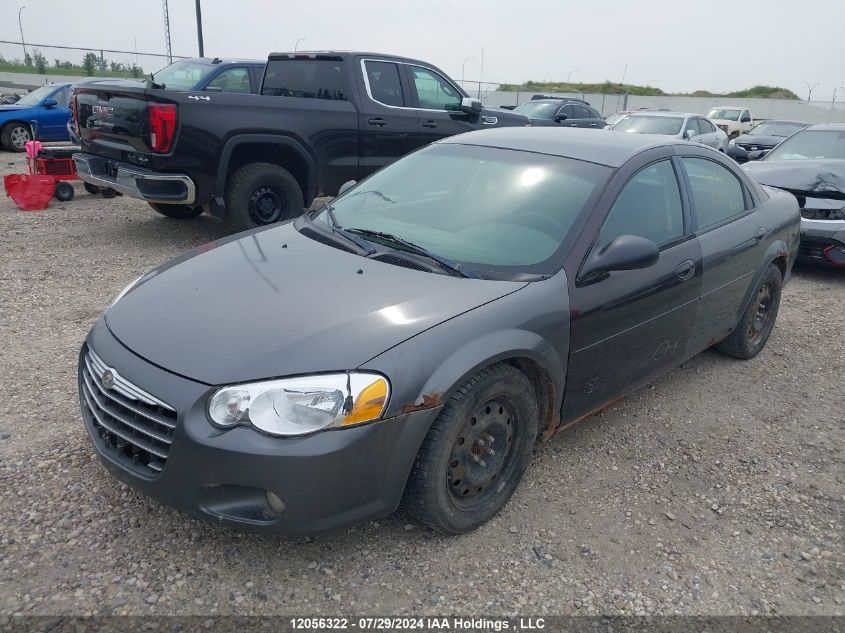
[1,122,31,152]
[224,163,304,232]
[83,183,101,195]
[148,203,204,219]
[403,364,539,534]
[715,264,782,360]
[54,181,75,202]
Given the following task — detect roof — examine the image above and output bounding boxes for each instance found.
[439,127,685,168]
[804,123,845,131]
[191,57,264,65]
[708,105,744,109]
[625,110,694,118]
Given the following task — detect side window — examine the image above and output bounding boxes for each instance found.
[741,110,751,123]
[699,118,715,133]
[599,160,684,249]
[364,61,405,107]
[410,67,461,110]
[685,118,700,136]
[561,104,577,119]
[681,157,747,231]
[588,107,602,119]
[261,59,346,100]
[573,104,592,119]
[52,87,71,108]
[205,68,251,94]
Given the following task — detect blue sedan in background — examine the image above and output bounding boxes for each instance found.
[0,83,73,151]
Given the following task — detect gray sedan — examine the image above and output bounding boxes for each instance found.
[613,111,729,152]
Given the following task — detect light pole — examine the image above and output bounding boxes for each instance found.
[461,56,474,90]
[195,0,204,57]
[566,70,578,84]
[295,37,306,51]
[18,6,26,61]
[804,81,820,102]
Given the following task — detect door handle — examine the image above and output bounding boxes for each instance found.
[754,227,767,242]
[367,118,387,126]
[421,120,438,129]
[570,123,578,127]
[589,123,597,127]
[674,259,696,281]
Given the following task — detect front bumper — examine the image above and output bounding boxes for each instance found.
[73,152,196,205]
[78,319,439,535]
[798,218,845,266]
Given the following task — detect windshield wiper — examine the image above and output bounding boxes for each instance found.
[315,205,376,255]
[344,190,397,204]
[345,228,477,279]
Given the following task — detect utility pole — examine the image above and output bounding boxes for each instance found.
[804,81,819,102]
[461,56,474,89]
[17,6,26,61]
[478,47,484,99]
[163,0,173,64]
[195,0,205,58]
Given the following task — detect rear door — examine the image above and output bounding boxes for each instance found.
[407,65,479,147]
[563,150,702,421]
[556,103,578,127]
[697,118,720,149]
[571,104,601,128]
[356,58,418,177]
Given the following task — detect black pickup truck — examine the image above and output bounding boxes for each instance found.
[72,52,528,231]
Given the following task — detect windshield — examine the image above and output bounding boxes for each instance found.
[513,101,560,119]
[706,109,740,121]
[614,115,684,136]
[746,121,805,137]
[606,112,628,125]
[765,129,845,161]
[153,59,215,90]
[309,144,609,276]
[14,85,56,107]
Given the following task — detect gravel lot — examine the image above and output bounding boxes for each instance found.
[0,151,843,618]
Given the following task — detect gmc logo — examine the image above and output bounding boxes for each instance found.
[92,105,113,117]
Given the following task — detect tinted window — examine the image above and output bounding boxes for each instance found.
[364,61,405,107]
[614,115,684,136]
[205,67,251,93]
[599,160,684,248]
[765,129,845,160]
[262,59,346,100]
[513,101,560,119]
[573,105,592,119]
[410,67,461,110]
[740,110,751,123]
[685,118,700,136]
[561,104,577,119]
[681,158,747,230]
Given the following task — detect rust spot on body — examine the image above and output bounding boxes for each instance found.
[544,395,624,440]
[400,392,443,414]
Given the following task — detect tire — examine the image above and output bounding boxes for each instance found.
[224,162,304,233]
[148,203,204,219]
[54,181,74,202]
[83,183,101,195]
[403,363,539,534]
[1,122,31,152]
[715,264,782,359]
[101,188,118,199]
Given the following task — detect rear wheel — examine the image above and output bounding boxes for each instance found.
[224,162,304,233]
[83,183,101,195]
[1,122,31,152]
[404,364,539,534]
[148,203,204,219]
[54,181,74,202]
[715,264,782,359]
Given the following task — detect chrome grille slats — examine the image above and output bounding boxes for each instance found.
[80,348,177,475]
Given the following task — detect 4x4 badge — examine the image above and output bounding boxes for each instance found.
[188,95,211,101]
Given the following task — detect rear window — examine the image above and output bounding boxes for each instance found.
[153,59,216,91]
[262,59,346,100]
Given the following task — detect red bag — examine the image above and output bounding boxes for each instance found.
[3,174,56,211]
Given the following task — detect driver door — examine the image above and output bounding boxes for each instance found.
[39,86,71,141]
[562,151,703,422]
[408,65,478,148]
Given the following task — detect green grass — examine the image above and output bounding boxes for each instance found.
[0,61,141,79]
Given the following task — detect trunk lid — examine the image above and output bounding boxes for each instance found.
[74,81,158,159]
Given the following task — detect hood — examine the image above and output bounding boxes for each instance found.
[105,223,526,385]
[734,134,782,147]
[742,160,845,195]
[0,105,28,113]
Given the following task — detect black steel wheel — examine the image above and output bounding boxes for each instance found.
[715,264,783,359]
[225,162,304,233]
[404,363,539,534]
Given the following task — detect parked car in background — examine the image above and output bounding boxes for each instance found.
[727,120,808,163]
[77,127,798,535]
[743,124,845,267]
[604,108,672,130]
[705,106,754,138]
[0,83,72,151]
[152,57,265,93]
[613,111,729,152]
[1,93,24,105]
[513,98,605,128]
[72,51,528,232]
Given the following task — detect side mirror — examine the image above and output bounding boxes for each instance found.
[747,150,767,161]
[460,97,483,114]
[42,98,58,108]
[684,129,696,140]
[555,113,568,121]
[337,180,357,197]
[581,235,660,279]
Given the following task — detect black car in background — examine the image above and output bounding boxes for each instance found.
[728,120,808,163]
[514,98,605,128]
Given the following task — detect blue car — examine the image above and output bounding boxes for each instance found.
[0,83,73,151]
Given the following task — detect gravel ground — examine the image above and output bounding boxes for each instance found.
[0,151,843,617]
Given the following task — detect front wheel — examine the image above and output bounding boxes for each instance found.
[224,162,304,233]
[148,203,203,219]
[403,364,539,534]
[715,264,782,359]
[1,122,31,152]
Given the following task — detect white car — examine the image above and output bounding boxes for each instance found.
[612,111,729,152]
[705,106,754,138]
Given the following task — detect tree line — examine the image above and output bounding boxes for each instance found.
[0,50,144,78]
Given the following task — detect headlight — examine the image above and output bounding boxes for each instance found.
[110,275,143,308]
[208,373,390,436]
[728,139,736,147]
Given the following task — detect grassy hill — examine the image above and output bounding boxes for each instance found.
[498,81,799,100]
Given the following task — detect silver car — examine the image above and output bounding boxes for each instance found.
[612,111,729,152]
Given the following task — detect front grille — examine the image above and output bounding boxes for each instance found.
[797,236,840,264]
[80,348,177,476]
[737,143,771,152]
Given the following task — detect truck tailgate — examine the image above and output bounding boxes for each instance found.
[74,81,156,158]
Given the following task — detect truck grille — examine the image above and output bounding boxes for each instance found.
[80,348,177,476]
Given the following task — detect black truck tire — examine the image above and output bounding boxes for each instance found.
[1,122,31,152]
[224,162,304,233]
[148,203,204,219]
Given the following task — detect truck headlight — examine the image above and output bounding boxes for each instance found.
[208,373,390,436]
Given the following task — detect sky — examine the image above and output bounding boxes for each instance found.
[2,0,844,101]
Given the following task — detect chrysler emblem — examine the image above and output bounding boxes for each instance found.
[101,370,115,389]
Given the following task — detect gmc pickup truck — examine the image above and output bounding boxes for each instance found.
[72,52,528,231]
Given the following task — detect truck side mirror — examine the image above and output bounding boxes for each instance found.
[460,97,482,114]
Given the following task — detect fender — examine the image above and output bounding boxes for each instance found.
[737,238,792,319]
[213,134,318,217]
